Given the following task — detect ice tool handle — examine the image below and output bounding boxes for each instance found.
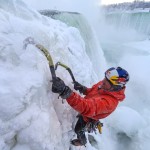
[23,37,56,80]
[35,44,56,80]
[55,62,76,83]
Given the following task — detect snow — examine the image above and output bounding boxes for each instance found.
[0,0,98,150]
[108,106,146,136]
[0,0,150,150]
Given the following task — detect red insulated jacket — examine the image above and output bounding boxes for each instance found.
[66,81,125,122]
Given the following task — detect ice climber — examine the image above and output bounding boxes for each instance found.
[52,67,129,146]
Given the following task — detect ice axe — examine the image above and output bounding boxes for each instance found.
[55,61,76,84]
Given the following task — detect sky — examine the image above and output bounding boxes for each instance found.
[101,0,150,5]
[23,0,100,12]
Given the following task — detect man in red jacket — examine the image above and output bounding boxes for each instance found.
[52,67,129,146]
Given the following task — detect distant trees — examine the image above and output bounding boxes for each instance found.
[102,1,150,12]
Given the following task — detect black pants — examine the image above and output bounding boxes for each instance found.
[74,115,87,145]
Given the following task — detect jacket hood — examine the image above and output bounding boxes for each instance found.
[102,87,125,102]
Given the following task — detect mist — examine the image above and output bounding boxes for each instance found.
[23,0,101,28]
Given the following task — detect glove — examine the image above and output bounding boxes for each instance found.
[60,86,72,99]
[74,81,87,94]
[52,77,66,94]
[52,77,72,99]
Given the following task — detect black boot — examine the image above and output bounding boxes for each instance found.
[71,139,84,146]
[71,116,87,146]
[71,130,87,146]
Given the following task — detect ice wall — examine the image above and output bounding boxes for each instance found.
[0,0,99,149]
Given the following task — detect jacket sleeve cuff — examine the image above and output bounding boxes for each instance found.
[66,92,76,102]
[84,88,91,95]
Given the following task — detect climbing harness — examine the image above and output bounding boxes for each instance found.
[85,120,103,134]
